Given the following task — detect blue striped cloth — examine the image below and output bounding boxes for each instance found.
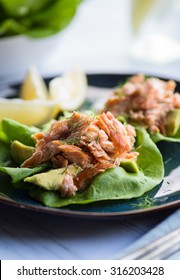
[114,209,180,260]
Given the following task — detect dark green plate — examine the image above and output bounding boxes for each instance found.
[0,74,179,218]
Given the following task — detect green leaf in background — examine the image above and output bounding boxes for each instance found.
[0,0,83,37]
[0,0,51,17]
[29,128,164,207]
[0,18,26,36]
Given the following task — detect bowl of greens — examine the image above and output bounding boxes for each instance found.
[0,0,83,76]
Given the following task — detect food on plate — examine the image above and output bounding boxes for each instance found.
[11,140,35,165]
[0,113,164,208]
[21,111,138,196]
[3,72,178,209]
[49,68,87,111]
[20,65,48,100]
[0,98,59,126]
[102,74,180,141]
[0,67,87,126]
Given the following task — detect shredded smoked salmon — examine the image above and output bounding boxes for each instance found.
[103,74,180,135]
[21,112,138,197]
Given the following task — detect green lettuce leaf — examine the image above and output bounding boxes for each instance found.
[150,126,180,143]
[0,163,48,184]
[29,128,164,207]
[0,118,39,146]
[0,140,12,166]
[0,118,50,185]
[0,119,48,182]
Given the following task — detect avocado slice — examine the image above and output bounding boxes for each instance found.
[24,165,81,191]
[11,140,35,165]
[120,160,139,173]
[165,109,180,137]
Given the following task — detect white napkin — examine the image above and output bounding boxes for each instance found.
[114,209,180,260]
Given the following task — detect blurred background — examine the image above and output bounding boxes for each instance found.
[0,0,180,81]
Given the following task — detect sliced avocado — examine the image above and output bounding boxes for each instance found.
[24,165,82,191]
[11,140,35,165]
[120,160,139,173]
[165,109,180,137]
[117,115,127,124]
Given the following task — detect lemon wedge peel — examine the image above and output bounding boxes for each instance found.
[49,69,87,111]
[20,65,49,101]
[0,68,87,127]
[0,98,59,127]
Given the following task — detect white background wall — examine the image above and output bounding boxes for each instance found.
[0,0,179,81]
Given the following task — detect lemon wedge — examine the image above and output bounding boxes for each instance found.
[20,65,48,100]
[49,68,87,111]
[0,98,59,126]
